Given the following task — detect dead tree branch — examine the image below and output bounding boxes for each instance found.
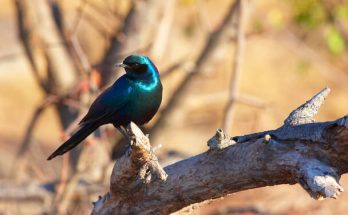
[93,87,348,214]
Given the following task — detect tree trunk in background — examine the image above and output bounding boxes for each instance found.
[99,0,160,86]
[14,0,79,164]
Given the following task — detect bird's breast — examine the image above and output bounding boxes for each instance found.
[117,80,162,125]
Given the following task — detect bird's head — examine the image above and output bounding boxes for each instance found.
[116,55,158,79]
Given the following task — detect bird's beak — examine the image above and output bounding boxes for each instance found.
[115,63,129,69]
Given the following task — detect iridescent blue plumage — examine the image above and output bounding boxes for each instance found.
[47,55,162,160]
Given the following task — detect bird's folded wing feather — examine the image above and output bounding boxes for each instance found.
[79,78,133,125]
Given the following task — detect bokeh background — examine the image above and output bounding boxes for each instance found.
[1,0,348,214]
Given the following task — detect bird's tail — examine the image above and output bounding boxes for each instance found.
[47,123,99,160]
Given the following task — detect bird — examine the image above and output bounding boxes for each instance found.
[47,55,162,160]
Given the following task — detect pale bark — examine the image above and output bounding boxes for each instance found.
[92,88,348,214]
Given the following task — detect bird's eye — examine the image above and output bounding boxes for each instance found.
[125,62,147,73]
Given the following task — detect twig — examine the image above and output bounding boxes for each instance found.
[69,32,92,75]
[16,96,59,158]
[150,0,240,139]
[160,57,192,79]
[53,126,110,214]
[54,154,70,205]
[57,171,82,214]
[11,94,81,180]
[13,95,81,160]
[222,0,247,131]
[26,163,50,181]
[10,96,58,179]
[160,60,183,78]
[29,136,58,179]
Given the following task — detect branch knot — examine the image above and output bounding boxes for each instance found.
[208,129,234,150]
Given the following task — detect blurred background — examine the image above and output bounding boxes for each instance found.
[1,0,348,214]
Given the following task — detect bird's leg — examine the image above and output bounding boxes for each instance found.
[117,126,131,143]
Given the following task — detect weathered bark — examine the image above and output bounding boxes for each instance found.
[92,88,348,214]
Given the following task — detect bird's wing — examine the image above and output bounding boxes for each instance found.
[79,77,133,126]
